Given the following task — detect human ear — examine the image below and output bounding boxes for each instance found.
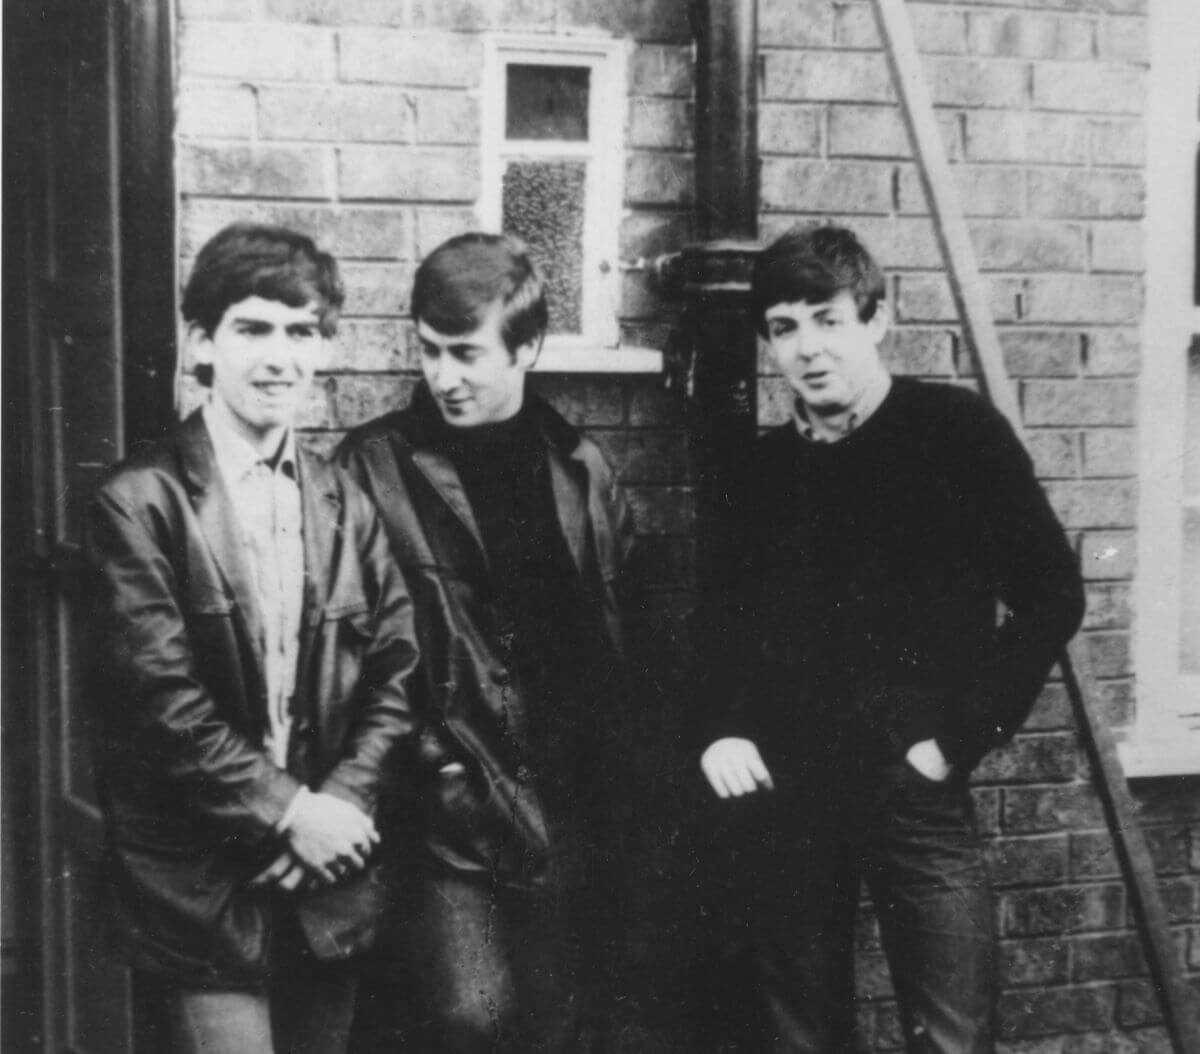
[867,300,889,343]
[187,323,213,368]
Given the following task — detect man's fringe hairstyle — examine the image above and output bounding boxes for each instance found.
[183,222,345,386]
[411,232,547,356]
[751,224,886,334]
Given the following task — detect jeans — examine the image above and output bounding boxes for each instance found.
[741,761,997,1054]
[136,913,359,1054]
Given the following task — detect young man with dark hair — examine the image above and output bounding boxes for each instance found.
[338,232,633,1053]
[698,224,1085,1052]
[86,222,421,1054]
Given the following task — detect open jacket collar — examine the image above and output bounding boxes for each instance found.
[177,411,344,699]
[394,382,591,573]
[178,412,265,672]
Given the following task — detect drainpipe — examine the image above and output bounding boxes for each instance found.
[693,0,759,241]
[657,0,761,590]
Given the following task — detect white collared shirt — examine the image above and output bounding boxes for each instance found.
[203,405,305,770]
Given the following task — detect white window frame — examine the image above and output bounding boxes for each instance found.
[1123,0,1200,776]
[479,33,659,373]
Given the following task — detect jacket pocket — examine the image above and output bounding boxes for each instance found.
[425,754,550,880]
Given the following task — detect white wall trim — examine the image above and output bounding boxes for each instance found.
[532,345,662,373]
[1125,0,1200,775]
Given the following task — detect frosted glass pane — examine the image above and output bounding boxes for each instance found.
[1180,507,1200,674]
[1183,337,1200,498]
[502,160,585,335]
[506,65,589,141]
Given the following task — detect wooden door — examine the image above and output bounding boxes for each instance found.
[4,2,175,1050]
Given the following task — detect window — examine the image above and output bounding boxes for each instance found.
[481,34,649,370]
[1125,0,1200,775]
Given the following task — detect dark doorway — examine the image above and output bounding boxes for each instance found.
[3,2,175,1050]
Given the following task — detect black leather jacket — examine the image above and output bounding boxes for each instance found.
[85,413,420,985]
[338,385,634,887]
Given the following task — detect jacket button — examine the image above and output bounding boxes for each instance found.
[493,669,511,687]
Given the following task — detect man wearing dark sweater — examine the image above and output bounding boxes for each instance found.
[338,234,633,1053]
[698,225,1084,1053]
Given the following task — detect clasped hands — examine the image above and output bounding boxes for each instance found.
[249,788,379,893]
[700,736,952,798]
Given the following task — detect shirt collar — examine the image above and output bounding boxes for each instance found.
[793,369,892,444]
[203,401,297,485]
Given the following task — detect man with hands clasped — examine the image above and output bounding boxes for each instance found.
[85,223,420,1054]
[698,225,1084,1053]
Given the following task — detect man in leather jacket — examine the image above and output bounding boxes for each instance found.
[338,233,635,1053]
[85,223,420,1054]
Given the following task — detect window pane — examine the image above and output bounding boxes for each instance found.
[502,160,586,335]
[1180,507,1200,673]
[506,64,589,141]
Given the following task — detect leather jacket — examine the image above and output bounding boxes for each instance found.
[338,384,634,887]
[85,412,420,985]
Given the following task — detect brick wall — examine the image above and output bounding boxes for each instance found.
[173,0,1199,1049]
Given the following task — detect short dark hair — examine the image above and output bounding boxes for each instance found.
[183,222,344,385]
[750,224,886,334]
[410,232,547,356]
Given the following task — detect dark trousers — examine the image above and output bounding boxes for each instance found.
[135,913,360,1054]
[356,861,604,1054]
[739,761,997,1054]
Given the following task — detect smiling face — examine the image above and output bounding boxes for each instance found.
[191,296,328,451]
[763,290,888,414]
[417,298,538,427]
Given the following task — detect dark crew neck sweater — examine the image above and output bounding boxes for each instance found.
[702,377,1084,773]
[432,406,586,687]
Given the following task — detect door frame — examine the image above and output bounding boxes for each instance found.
[2,1,176,1049]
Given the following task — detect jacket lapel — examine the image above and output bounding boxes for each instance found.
[398,387,490,563]
[398,383,591,572]
[548,448,588,574]
[294,450,342,748]
[179,413,266,688]
[409,448,488,563]
[298,449,342,625]
[531,395,590,575]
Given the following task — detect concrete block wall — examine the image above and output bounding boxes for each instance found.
[756,0,1198,1049]
[174,0,1199,1049]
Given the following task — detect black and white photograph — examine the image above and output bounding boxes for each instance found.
[3,1,1199,1051]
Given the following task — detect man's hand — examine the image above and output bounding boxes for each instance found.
[700,737,775,799]
[248,849,313,893]
[905,738,952,782]
[282,791,380,884]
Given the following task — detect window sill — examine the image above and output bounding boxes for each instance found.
[532,345,663,374]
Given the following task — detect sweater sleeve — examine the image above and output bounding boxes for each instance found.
[936,399,1085,770]
[693,450,773,751]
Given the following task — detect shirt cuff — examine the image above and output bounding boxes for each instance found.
[275,784,312,834]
